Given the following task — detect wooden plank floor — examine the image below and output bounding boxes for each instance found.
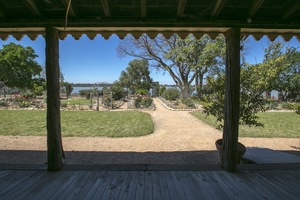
[1,169,300,200]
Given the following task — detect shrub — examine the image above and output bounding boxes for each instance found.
[61,103,68,108]
[134,96,153,108]
[79,89,102,99]
[134,97,142,108]
[182,98,195,108]
[111,85,126,100]
[136,89,148,95]
[79,89,92,99]
[159,85,166,96]
[296,104,300,114]
[162,88,180,100]
[287,103,298,110]
[141,97,153,107]
[0,99,8,106]
[19,101,29,108]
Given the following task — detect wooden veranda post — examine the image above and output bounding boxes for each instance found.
[222,27,241,172]
[45,27,63,171]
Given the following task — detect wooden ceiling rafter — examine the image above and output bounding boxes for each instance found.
[61,0,76,17]
[23,0,42,17]
[248,0,265,18]
[210,0,226,18]
[282,1,300,19]
[0,0,299,41]
[101,0,110,17]
[141,0,146,17]
[177,0,187,17]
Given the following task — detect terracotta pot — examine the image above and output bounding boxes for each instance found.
[215,139,246,164]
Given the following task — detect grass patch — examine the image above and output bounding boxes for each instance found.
[0,110,154,137]
[61,99,94,105]
[191,111,300,138]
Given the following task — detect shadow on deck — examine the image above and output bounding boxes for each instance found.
[1,150,300,199]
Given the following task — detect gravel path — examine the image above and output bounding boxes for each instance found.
[0,98,299,166]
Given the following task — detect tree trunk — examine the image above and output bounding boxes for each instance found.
[180,84,190,99]
[45,27,63,171]
[222,27,241,172]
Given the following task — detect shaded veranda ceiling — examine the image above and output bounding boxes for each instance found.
[0,0,300,41]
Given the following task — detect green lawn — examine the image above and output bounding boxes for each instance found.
[0,110,154,137]
[61,99,94,105]
[191,111,300,138]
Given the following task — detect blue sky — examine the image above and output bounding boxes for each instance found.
[1,34,300,85]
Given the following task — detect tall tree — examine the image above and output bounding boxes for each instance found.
[191,35,225,98]
[0,43,42,90]
[118,34,225,99]
[118,59,152,94]
[272,47,300,101]
[256,41,300,101]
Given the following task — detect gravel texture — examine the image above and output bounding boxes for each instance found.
[0,98,299,166]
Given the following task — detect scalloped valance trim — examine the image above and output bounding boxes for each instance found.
[0,27,299,41]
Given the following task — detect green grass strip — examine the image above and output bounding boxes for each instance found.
[0,110,154,137]
[191,111,300,138]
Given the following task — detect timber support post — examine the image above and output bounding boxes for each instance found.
[45,27,63,171]
[222,27,241,172]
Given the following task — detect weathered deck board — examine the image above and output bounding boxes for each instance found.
[125,171,144,200]
[83,171,111,199]
[1,169,300,200]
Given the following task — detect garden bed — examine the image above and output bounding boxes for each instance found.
[157,97,202,111]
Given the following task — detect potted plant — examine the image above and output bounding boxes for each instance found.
[201,74,269,164]
[215,139,246,164]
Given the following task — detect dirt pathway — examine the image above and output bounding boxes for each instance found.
[0,98,299,165]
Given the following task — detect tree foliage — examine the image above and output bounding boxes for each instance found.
[111,81,126,100]
[118,34,225,99]
[202,40,300,128]
[118,59,152,94]
[271,46,300,101]
[250,41,300,102]
[162,87,181,101]
[0,43,43,90]
[62,82,73,99]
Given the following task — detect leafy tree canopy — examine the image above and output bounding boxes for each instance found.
[118,59,152,94]
[118,34,225,99]
[0,43,42,90]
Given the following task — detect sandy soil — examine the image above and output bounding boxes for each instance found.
[0,98,299,166]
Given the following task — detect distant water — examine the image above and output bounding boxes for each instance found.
[72,86,103,94]
[72,86,279,98]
